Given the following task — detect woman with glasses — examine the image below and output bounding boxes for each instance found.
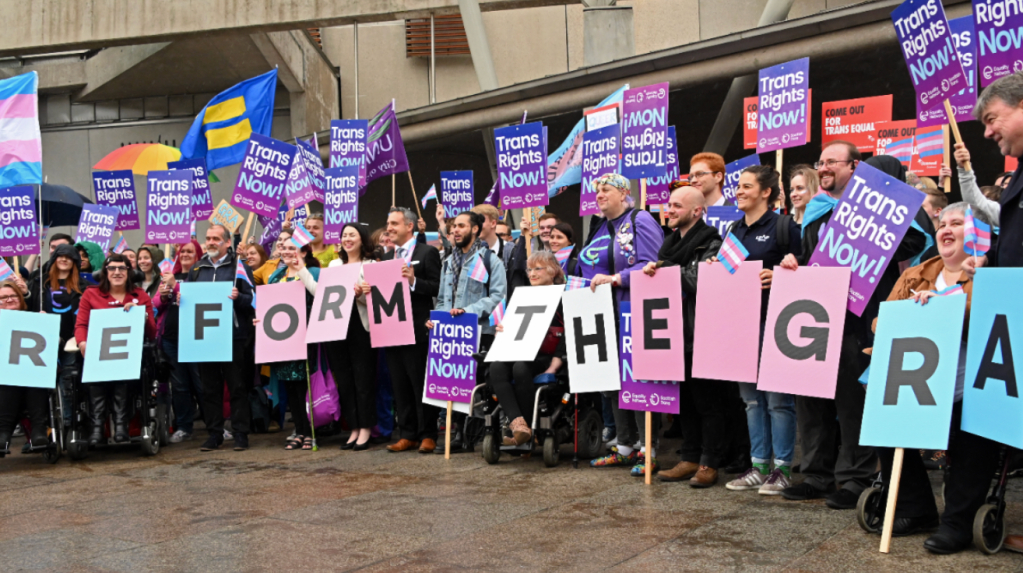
[74,253,156,446]
[0,282,50,455]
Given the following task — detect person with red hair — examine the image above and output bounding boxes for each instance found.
[689,152,728,207]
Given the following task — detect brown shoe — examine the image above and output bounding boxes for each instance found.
[656,461,700,482]
[386,439,420,453]
[690,466,718,488]
[1005,535,1023,553]
[419,438,437,453]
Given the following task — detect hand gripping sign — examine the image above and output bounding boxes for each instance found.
[425,311,480,403]
[485,285,565,363]
[630,266,686,381]
[82,307,147,383]
[364,259,416,348]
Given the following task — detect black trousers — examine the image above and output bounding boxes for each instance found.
[488,355,553,425]
[283,377,310,436]
[0,385,47,437]
[199,342,251,437]
[326,318,377,430]
[678,354,733,468]
[386,339,436,441]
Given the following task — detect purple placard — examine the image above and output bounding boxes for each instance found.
[330,119,367,194]
[722,154,762,203]
[0,186,38,256]
[618,302,680,414]
[296,138,325,203]
[92,170,140,231]
[917,16,978,127]
[806,162,926,316]
[495,121,548,209]
[757,58,810,153]
[232,133,294,218]
[976,0,1023,86]
[440,171,474,218]
[324,166,359,244]
[645,126,678,205]
[285,150,317,210]
[425,310,479,403]
[892,0,967,112]
[146,170,193,244]
[258,203,309,254]
[621,82,669,180]
[167,158,214,221]
[76,204,119,252]
[580,123,620,217]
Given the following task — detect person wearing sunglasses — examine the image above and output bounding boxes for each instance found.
[73,253,156,446]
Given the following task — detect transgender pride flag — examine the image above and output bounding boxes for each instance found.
[0,258,14,282]
[420,184,437,209]
[964,205,991,257]
[0,72,42,187]
[468,252,489,283]
[915,128,943,160]
[719,232,749,275]
[886,137,914,164]
[290,221,315,248]
[489,299,506,327]
[933,284,964,297]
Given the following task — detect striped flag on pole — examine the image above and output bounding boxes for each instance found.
[421,184,438,209]
[0,72,42,187]
[934,284,965,297]
[0,259,14,282]
[964,205,991,257]
[489,299,507,327]
[236,258,256,308]
[291,221,315,248]
[915,128,943,159]
[112,234,129,254]
[564,275,589,291]
[886,137,914,164]
[158,259,174,275]
[718,232,749,275]
[468,252,489,283]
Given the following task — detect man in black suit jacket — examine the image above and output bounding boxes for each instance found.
[380,207,442,454]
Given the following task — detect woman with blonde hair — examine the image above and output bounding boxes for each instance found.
[787,165,818,224]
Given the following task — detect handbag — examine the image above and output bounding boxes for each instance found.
[539,327,564,355]
[308,345,341,425]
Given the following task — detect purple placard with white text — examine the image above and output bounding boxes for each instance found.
[621,82,669,180]
[324,166,359,244]
[975,0,1023,86]
[167,158,214,221]
[757,58,810,153]
[495,121,548,209]
[76,204,119,252]
[892,0,967,112]
[645,126,677,205]
[232,133,293,217]
[146,170,193,244]
[580,123,620,216]
[917,15,978,127]
[330,119,367,190]
[440,171,474,218]
[806,162,926,316]
[258,202,309,254]
[0,186,38,256]
[618,302,680,414]
[722,154,762,204]
[92,170,140,230]
[285,149,317,211]
[296,138,325,203]
[425,311,479,403]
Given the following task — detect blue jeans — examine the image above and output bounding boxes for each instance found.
[162,339,203,434]
[738,383,796,466]
[374,350,394,437]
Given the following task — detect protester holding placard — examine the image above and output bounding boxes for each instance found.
[0,282,50,454]
[786,165,818,225]
[304,213,338,269]
[74,253,156,446]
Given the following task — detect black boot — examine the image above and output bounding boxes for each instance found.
[89,386,106,446]
[112,384,130,443]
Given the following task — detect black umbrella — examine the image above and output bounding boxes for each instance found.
[36,183,94,227]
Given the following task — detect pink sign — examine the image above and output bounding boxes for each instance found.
[756,267,850,399]
[363,259,415,348]
[255,281,308,363]
[305,264,361,344]
[630,266,686,381]
[692,261,763,383]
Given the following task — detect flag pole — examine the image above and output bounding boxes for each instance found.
[444,401,453,460]
[879,447,904,553]
[644,410,652,485]
[407,171,423,220]
[241,211,257,245]
[942,124,952,192]
[639,179,647,210]
[392,174,396,207]
[943,99,970,171]
[305,359,319,451]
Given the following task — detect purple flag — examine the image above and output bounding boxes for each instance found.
[917,15,978,127]
[806,161,926,316]
[146,170,193,244]
[722,154,762,204]
[296,138,325,203]
[645,125,677,205]
[324,166,359,244]
[232,133,294,217]
[757,58,810,153]
[362,103,410,188]
[975,0,1023,86]
[621,82,669,179]
[440,171,474,218]
[0,186,38,256]
[167,158,214,221]
[892,0,968,112]
[92,170,140,230]
[495,121,548,209]
[580,123,620,217]
[76,204,119,252]
[425,310,479,403]
[618,302,680,414]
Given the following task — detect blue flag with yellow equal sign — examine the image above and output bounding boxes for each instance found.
[180,69,277,171]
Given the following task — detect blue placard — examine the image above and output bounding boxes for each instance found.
[82,306,146,383]
[704,206,743,237]
[179,282,234,363]
[859,295,966,450]
[0,310,60,388]
[962,268,1023,448]
[722,154,761,204]
[440,171,474,218]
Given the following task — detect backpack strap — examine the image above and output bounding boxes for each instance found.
[776,214,791,251]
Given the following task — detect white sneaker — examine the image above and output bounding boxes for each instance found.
[169,430,193,443]
[223,429,233,441]
[758,468,791,495]
[726,467,768,491]
[605,437,618,448]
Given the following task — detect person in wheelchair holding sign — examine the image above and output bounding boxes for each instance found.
[0,282,50,455]
[487,251,565,446]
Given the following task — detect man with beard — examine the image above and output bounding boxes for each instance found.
[427,210,507,453]
[641,186,732,488]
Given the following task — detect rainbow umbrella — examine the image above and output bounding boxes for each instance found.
[93,143,182,175]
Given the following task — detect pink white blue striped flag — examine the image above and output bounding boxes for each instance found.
[190,219,197,238]
[964,205,991,257]
[291,221,315,248]
[489,299,506,327]
[565,275,589,291]
[915,128,943,159]
[934,284,964,297]
[718,232,749,275]
[112,234,129,254]
[236,257,257,308]
[0,259,14,282]
[555,245,574,265]
[468,252,489,283]
[421,184,437,209]
[0,72,42,187]
[158,259,174,275]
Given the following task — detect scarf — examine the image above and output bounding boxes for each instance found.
[657,218,720,266]
[450,237,488,300]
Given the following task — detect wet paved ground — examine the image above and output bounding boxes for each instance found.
[2,430,1022,572]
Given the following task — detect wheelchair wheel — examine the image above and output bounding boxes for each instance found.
[577,410,603,459]
[140,424,160,456]
[543,436,560,468]
[856,487,884,534]
[68,439,88,461]
[482,433,500,465]
[156,404,171,447]
[973,503,1005,554]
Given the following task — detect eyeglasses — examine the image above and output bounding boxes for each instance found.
[106,265,128,274]
[689,171,718,179]
[814,159,854,169]
[0,296,18,304]
[527,267,548,274]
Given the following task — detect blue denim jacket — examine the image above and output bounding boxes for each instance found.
[436,249,507,336]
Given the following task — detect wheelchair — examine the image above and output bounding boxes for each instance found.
[1,384,66,464]
[63,339,169,459]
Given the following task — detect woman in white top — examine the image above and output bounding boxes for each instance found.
[327,223,379,451]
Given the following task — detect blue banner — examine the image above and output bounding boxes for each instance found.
[179,282,234,363]
[0,310,60,388]
[82,306,146,383]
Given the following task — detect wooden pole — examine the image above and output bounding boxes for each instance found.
[942,124,952,192]
[644,411,652,485]
[407,171,423,220]
[241,211,256,245]
[525,207,534,258]
[391,174,396,207]
[879,447,905,554]
[776,148,784,175]
[943,99,971,172]
[639,179,647,211]
[445,401,453,460]
[12,256,20,279]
